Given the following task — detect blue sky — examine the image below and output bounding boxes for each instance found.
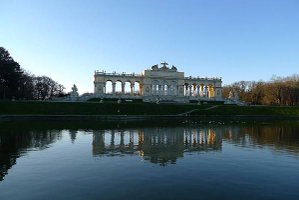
[1,0,298,94]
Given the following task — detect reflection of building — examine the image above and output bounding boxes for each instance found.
[2,123,299,181]
[94,62,222,103]
[92,128,222,165]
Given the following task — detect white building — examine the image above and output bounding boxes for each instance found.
[94,62,222,103]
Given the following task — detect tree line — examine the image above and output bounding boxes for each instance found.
[0,47,65,100]
[223,75,299,106]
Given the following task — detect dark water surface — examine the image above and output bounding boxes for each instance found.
[0,120,299,200]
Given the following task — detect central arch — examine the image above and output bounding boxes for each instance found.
[134,81,140,95]
[105,80,113,94]
[115,81,122,94]
[124,81,131,94]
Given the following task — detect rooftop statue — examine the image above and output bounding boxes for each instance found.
[151,64,159,70]
[171,65,177,71]
[160,61,169,70]
[150,62,179,71]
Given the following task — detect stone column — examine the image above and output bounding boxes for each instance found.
[202,86,205,97]
[103,84,106,94]
[131,83,135,95]
[205,86,208,97]
[159,85,162,95]
[184,85,188,96]
[139,84,143,96]
[120,131,124,147]
[121,82,125,94]
[152,85,155,94]
[129,132,134,146]
[210,86,215,98]
[112,82,116,94]
[189,85,192,96]
[111,130,115,146]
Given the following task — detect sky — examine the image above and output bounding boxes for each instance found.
[1,0,298,94]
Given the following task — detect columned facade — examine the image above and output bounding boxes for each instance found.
[94,62,222,103]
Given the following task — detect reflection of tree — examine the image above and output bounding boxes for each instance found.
[92,127,222,165]
[222,124,299,155]
[1,120,299,181]
[0,129,62,181]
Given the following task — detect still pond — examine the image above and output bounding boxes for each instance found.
[0,120,299,200]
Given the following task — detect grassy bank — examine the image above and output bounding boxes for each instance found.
[0,101,299,116]
[0,101,206,115]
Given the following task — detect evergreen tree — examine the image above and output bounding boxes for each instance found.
[0,47,23,100]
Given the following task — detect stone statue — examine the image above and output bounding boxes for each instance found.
[72,84,78,93]
[160,61,169,70]
[151,64,159,70]
[171,65,177,71]
[70,84,79,101]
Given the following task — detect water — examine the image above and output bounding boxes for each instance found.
[0,120,299,200]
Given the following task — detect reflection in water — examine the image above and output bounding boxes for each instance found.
[69,130,77,143]
[0,129,62,181]
[222,125,299,154]
[92,128,221,165]
[0,121,299,181]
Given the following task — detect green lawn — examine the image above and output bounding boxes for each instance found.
[0,101,298,116]
[0,101,208,115]
[190,105,299,116]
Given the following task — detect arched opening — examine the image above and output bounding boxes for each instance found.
[134,82,140,95]
[124,81,131,94]
[156,85,160,94]
[164,85,168,95]
[192,84,197,96]
[152,84,156,94]
[152,80,159,94]
[196,84,200,96]
[161,81,168,96]
[200,84,205,96]
[115,81,122,94]
[105,81,113,94]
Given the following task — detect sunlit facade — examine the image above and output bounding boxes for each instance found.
[94,62,222,103]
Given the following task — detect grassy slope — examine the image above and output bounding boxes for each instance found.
[190,105,299,116]
[0,101,207,115]
[0,101,298,116]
